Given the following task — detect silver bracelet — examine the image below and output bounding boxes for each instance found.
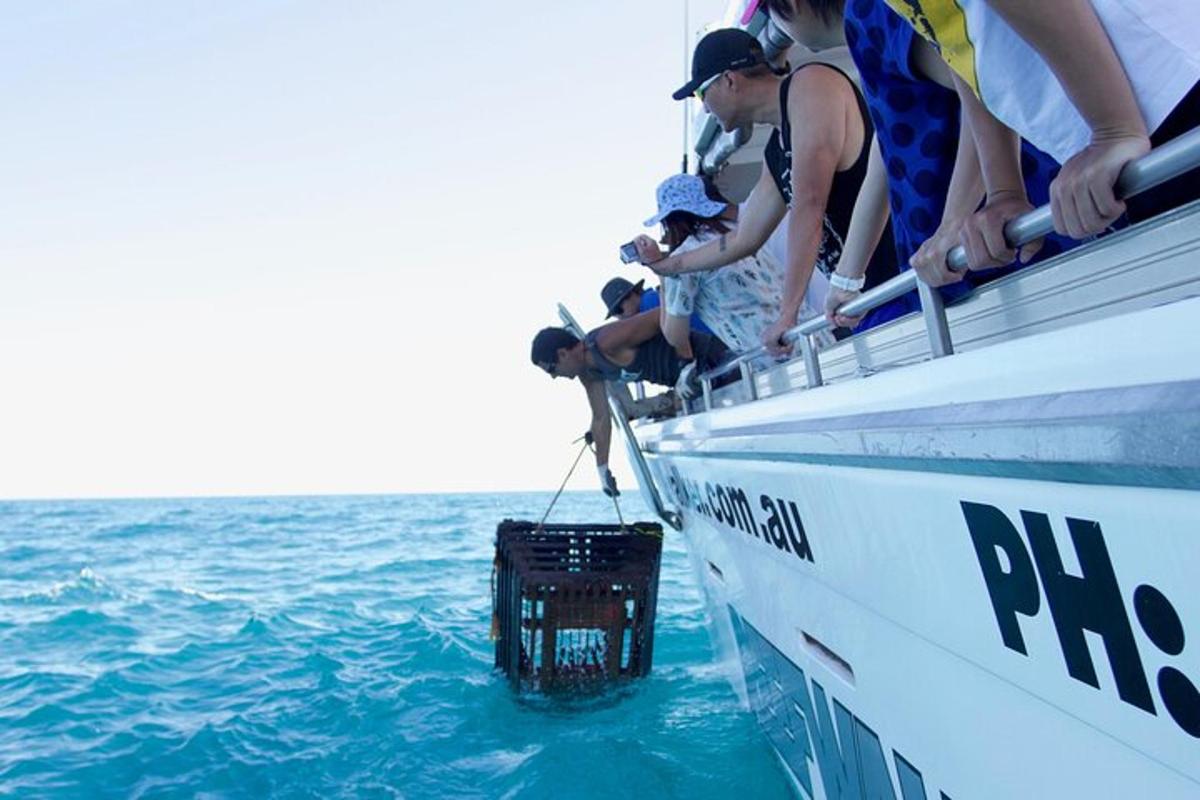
[829,272,865,292]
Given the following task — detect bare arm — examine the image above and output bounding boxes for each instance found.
[983,0,1150,237]
[762,67,848,354]
[661,311,693,358]
[637,168,785,276]
[984,0,1145,142]
[660,274,698,358]
[583,379,612,468]
[831,136,889,283]
[910,92,990,285]
[825,137,888,326]
[953,70,1046,268]
[595,308,663,353]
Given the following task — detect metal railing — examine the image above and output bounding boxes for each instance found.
[694,127,1200,409]
[557,303,683,530]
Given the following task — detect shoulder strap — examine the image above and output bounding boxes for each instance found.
[784,62,873,167]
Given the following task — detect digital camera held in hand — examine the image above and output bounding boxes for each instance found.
[618,241,639,264]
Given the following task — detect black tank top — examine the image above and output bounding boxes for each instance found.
[763,63,899,292]
[584,330,727,387]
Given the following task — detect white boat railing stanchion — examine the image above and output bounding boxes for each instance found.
[695,127,1200,398]
[917,280,954,358]
[800,335,823,388]
[739,360,757,400]
[556,303,683,531]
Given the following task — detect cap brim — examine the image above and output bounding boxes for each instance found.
[671,78,703,102]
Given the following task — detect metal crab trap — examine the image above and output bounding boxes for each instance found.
[491,519,664,692]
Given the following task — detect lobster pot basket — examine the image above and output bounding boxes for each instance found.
[492,519,664,692]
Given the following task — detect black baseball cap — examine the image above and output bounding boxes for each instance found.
[601,277,645,318]
[672,28,770,101]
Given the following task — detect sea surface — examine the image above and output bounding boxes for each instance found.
[0,493,790,799]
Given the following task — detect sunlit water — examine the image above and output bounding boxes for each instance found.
[0,493,790,799]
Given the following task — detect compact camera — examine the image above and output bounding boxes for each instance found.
[618,241,639,264]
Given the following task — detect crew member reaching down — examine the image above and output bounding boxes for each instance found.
[883,0,1200,269]
[637,27,899,355]
[530,314,727,496]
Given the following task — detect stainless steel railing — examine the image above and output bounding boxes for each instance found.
[694,127,1200,408]
[557,303,683,530]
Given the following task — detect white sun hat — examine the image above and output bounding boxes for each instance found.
[643,174,728,227]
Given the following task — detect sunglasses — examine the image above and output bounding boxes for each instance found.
[694,72,724,102]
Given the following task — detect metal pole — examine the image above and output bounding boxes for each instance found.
[800,336,823,388]
[739,360,757,400]
[947,126,1200,270]
[682,0,690,173]
[698,128,1200,387]
[916,279,954,358]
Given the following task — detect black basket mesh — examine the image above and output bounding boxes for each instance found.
[492,519,664,691]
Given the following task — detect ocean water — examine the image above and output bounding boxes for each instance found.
[0,493,790,799]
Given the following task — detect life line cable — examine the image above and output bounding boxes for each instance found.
[536,435,627,531]
[536,436,592,530]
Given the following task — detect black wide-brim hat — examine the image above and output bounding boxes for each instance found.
[602,277,645,318]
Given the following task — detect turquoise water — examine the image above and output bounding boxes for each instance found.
[0,493,790,799]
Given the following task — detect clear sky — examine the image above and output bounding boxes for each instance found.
[0,0,732,499]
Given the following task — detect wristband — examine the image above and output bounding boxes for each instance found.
[829,272,866,292]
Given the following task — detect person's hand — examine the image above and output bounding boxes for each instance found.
[824,286,864,328]
[634,235,664,265]
[674,361,700,400]
[760,317,795,357]
[1050,133,1150,239]
[959,190,1043,270]
[597,464,619,497]
[911,217,970,286]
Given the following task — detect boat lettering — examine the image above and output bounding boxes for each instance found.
[663,465,814,563]
[791,674,951,800]
[961,501,1200,738]
[737,613,952,800]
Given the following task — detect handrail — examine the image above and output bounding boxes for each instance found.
[701,127,1200,386]
[557,303,683,530]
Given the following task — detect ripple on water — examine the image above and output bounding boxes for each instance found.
[0,493,790,799]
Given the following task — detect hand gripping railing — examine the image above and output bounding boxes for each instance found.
[695,127,1200,407]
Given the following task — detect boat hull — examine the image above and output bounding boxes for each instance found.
[633,298,1200,799]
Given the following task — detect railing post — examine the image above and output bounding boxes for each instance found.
[634,381,646,401]
[800,336,823,388]
[739,360,757,400]
[917,279,954,358]
[701,377,713,411]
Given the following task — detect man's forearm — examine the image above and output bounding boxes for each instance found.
[661,314,693,359]
[955,73,1024,198]
[984,0,1147,140]
[779,201,825,321]
[941,105,987,219]
[835,139,890,279]
[658,231,754,275]
[591,416,612,466]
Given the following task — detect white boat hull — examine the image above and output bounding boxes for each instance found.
[633,297,1200,799]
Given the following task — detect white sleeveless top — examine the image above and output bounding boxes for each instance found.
[884,0,1200,164]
